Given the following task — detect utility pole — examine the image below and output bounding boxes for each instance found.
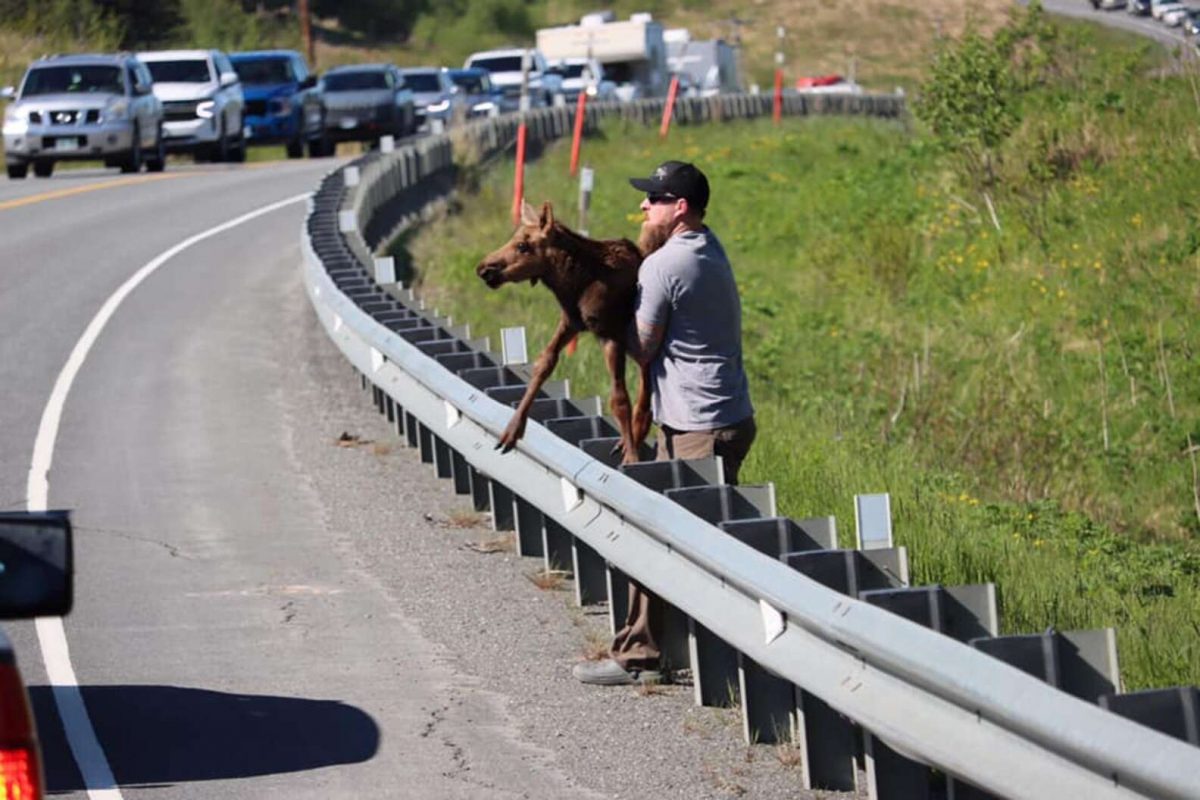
[299,0,315,68]
[773,25,785,124]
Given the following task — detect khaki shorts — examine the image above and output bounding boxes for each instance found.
[655,416,757,485]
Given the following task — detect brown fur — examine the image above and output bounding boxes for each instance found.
[476,201,652,462]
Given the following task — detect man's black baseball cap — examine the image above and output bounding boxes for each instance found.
[629,160,710,211]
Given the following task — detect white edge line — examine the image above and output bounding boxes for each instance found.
[27,191,309,799]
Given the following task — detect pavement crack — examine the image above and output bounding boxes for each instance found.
[75,525,191,559]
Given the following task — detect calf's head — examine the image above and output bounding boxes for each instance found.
[477,200,557,289]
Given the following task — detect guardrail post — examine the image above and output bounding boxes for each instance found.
[433,435,454,479]
[666,484,776,707]
[950,628,1121,800]
[860,583,998,799]
[783,545,908,789]
[1099,686,1200,745]
[417,423,435,464]
[545,415,620,597]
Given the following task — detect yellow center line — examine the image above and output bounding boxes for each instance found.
[0,172,192,212]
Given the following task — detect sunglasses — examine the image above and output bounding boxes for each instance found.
[646,193,678,205]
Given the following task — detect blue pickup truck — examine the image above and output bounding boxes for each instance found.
[228,50,328,158]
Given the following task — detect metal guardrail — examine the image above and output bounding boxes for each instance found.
[300,95,1200,799]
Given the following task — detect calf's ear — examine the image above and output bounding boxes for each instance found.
[540,202,554,231]
[520,199,539,227]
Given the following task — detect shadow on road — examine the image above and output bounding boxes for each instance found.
[29,684,380,792]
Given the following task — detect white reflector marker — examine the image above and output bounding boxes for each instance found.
[445,401,461,428]
[344,165,360,186]
[333,313,343,332]
[338,210,356,232]
[760,599,786,644]
[561,477,583,512]
[374,256,396,285]
[370,347,384,373]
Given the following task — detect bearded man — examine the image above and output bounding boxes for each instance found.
[573,160,757,687]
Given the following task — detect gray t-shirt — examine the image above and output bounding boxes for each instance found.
[635,228,754,430]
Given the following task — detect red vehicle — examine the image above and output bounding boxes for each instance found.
[0,512,74,799]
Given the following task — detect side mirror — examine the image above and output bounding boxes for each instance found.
[220,71,239,88]
[134,81,152,96]
[300,74,317,90]
[0,511,73,620]
[0,86,15,101]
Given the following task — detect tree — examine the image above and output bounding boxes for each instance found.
[914,2,1053,229]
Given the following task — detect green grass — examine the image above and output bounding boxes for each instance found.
[399,19,1200,690]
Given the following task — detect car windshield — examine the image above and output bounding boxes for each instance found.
[145,59,212,83]
[403,73,442,92]
[324,71,388,91]
[470,56,523,73]
[22,65,123,96]
[450,73,491,93]
[556,64,587,79]
[231,58,294,85]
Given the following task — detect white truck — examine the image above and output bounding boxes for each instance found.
[463,47,564,112]
[536,12,669,101]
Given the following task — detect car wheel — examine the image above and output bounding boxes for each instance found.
[308,133,332,158]
[119,126,143,173]
[228,117,247,163]
[32,160,54,178]
[211,121,230,163]
[286,138,304,159]
[145,125,166,173]
[7,161,29,179]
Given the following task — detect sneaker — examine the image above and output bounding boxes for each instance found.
[572,658,663,686]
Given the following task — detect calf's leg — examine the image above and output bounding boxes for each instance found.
[497,314,577,453]
[603,339,639,464]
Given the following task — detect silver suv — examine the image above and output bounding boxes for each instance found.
[140,49,245,162]
[2,53,165,179]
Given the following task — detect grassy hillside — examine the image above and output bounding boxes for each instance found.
[398,16,1200,689]
[321,0,1013,91]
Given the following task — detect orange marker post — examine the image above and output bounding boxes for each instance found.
[773,68,784,125]
[569,91,587,176]
[511,121,528,226]
[659,76,679,139]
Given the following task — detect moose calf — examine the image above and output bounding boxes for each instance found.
[475,200,651,463]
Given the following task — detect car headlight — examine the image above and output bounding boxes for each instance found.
[196,100,216,119]
[585,85,598,97]
[471,101,495,112]
[426,99,450,113]
[103,99,129,122]
[268,97,292,116]
[3,105,19,123]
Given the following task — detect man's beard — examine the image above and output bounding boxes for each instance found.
[637,219,672,256]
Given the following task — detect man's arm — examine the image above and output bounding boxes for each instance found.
[628,318,664,367]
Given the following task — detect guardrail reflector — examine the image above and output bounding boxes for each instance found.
[760,599,786,644]
[445,401,461,428]
[370,347,384,373]
[333,313,343,332]
[344,165,360,187]
[374,256,396,285]
[338,210,356,232]
[561,477,583,512]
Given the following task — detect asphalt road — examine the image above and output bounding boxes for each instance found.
[0,159,840,799]
[1041,0,1196,47]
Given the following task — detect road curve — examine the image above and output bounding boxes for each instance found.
[1,158,829,799]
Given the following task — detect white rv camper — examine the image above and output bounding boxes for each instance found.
[536,12,669,101]
[665,29,741,97]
